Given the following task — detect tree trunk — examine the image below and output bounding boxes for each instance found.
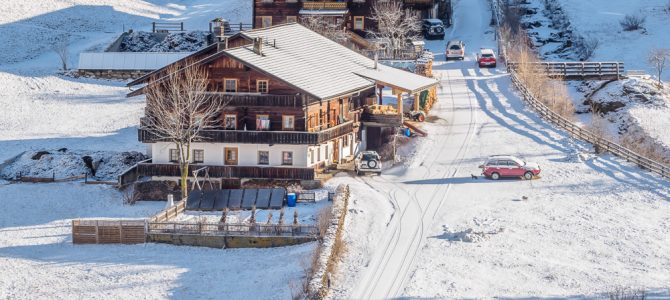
[180,163,189,200]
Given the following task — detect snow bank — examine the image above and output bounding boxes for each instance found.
[0,149,147,181]
[0,182,315,299]
[118,31,209,52]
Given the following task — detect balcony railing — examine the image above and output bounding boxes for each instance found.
[138,121,354,144]
[203,93,306,108]
[361,112,402,126]
[403,0,434,5]
[137,163,315,180]
[302,2,348,10]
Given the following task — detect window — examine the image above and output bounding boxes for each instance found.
[258,151,269,165]
[353,16,364,30]
[317,146,321,161]
[224,114,237,130]
[257,80,269,93]
[309,149,315,164]
[169,149,179,163]
[257,114,270,130]
[282,115,295,130]
[286,16,297,23]
[193,149,204,163]
[282,151,293,165]
[325,145,330,160]
[261,16,272,28]
[343,135,349,147]
[225,148,238,165]
[224,79,237,93]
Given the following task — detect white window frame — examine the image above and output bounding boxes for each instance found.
[353,16,364,30]
[224,114,237,130]
[224,78,237,93]
[193,149,204,163]
[282,151,293,166]
[282,115,295,130]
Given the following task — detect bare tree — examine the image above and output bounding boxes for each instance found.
[300,15,348,44]
[368,1,421,56]
[648,48,670,87]
[52,35,70,71]
[143,61,223,199]
[620,14,646,31]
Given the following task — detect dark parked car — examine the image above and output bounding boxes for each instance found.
[422,19,445,40]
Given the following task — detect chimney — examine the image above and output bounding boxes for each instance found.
[253,37,263,55]
[217,37,228,52]
[374,52,378,70]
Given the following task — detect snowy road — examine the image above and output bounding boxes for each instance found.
[349,0,670,298]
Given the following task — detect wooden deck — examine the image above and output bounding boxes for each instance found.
[137,163,315,180]
[138,121,354,145]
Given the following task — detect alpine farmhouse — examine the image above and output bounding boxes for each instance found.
[127,23,437,185]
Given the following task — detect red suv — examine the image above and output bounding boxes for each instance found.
[477,48,497,68]
[479,155,541,180]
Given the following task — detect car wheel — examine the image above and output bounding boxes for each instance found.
[524,171,533,180]
[491,172,500,180]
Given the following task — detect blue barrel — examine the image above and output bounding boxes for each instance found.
[287,193,297,207]
[404,128,411,137]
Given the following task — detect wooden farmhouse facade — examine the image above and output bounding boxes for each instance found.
[127,23,437,183]
[253,0,448,37]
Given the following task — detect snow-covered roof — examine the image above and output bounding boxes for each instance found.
[299,9,348,15]
[225,23,437,99]
[78,52,193,71]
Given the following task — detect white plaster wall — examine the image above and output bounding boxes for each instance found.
[150,142,309,167]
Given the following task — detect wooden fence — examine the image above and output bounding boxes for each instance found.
[149,200,186,222]
[152,22,184,33]
[72,219,146,244]
[493,0,670,180]
[147,222,319,237]
[297,191,336,203]
[507,62,624,80]
[509,69,670,178]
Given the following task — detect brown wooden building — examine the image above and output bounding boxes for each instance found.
[127,23,437,183]
[253,0,449,38]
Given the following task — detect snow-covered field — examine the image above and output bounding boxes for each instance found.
[339,0,670,298]
[0,1,316,299]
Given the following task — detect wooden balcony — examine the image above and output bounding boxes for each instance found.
[137,163,315,180]
[361,112,402,127]
[302,2,348,10]
[203,93,307,108]
[403,0,435,9]
[138,121,355,144]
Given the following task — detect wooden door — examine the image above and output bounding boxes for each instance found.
[333,139,340,163]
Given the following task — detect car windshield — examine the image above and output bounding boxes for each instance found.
[362,153,377,160]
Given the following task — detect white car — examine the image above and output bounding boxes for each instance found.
[446,40,465,60]
[354,151,382,175]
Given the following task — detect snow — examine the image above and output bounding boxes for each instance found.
[557,0,670,81]
[342,0,670,298]
[0,182,314,299]
[0,1,314,299]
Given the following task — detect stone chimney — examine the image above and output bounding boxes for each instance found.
[253,37,263,55]
[217,37,228,52]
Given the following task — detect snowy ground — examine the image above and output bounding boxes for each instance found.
[343,0,670,298]
[523,0,670,163]
[0,182,314,299]
[0,1,315,299]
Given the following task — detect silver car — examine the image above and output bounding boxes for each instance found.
[354,151,382,175]
[446,40,465,60]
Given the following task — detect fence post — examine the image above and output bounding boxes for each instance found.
[119,220,123,243]
[72,220,76,244]
[180,22,184,31]
[152,22,156,33]
[95,220,100,244]
[616,63,620,80]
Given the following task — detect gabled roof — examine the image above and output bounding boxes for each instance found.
[128,23,438,100]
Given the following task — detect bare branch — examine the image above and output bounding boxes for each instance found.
[300,15,348,44]
[648,48,670,87]
[368,1,421,54]
[52,35,70,71]
[143,60,224,198]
